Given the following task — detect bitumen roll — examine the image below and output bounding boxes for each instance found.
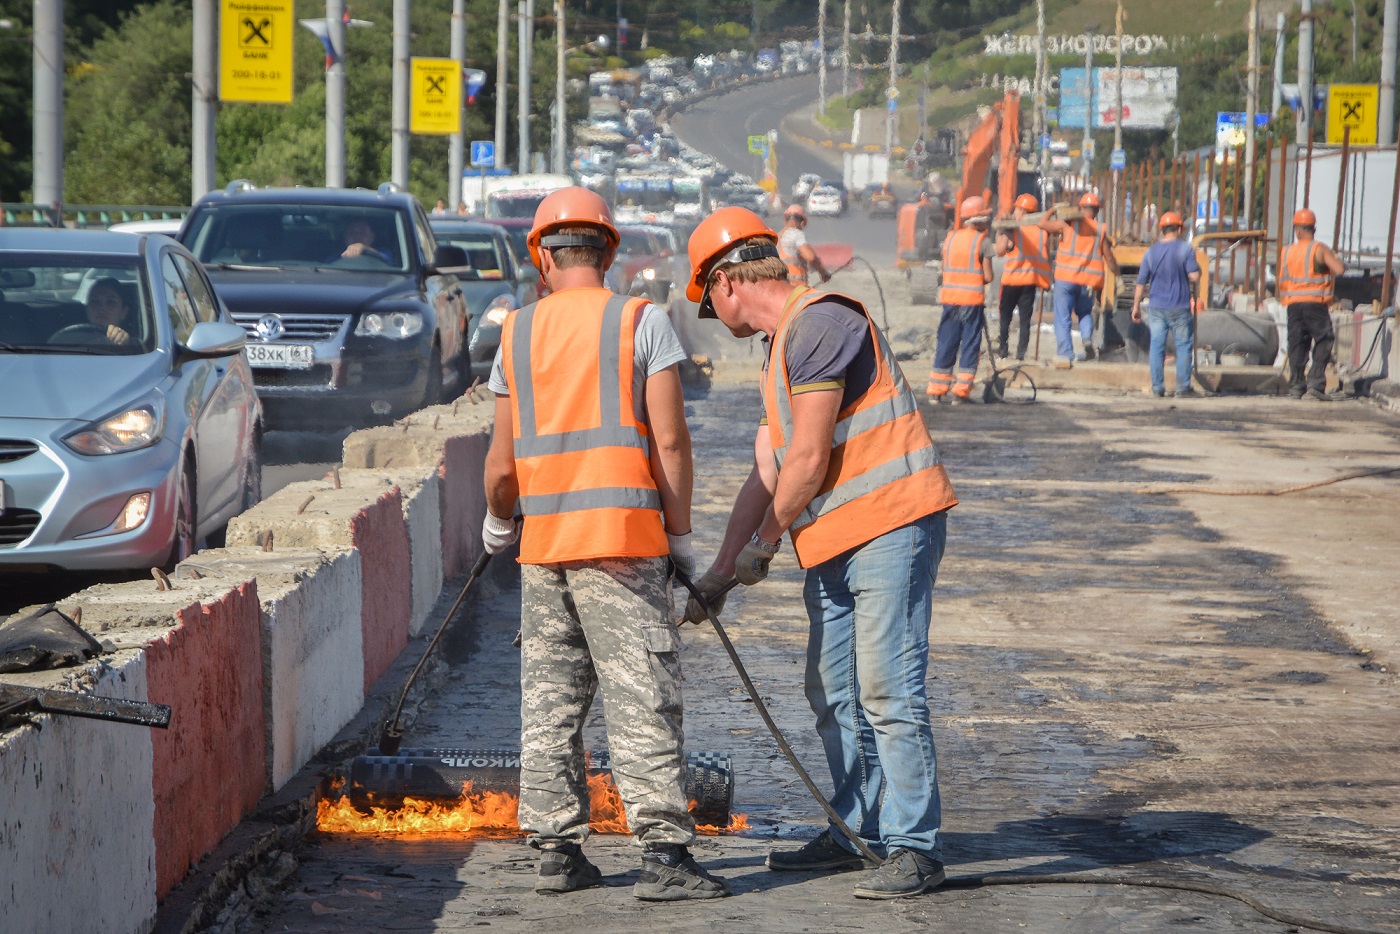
[348,748,734,827]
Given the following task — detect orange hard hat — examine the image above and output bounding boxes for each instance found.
[960,196,990,222]
[1014,193,1039,212]
[526,186,620,269]
[784,203,807,220]
[1079,192,1101,209]
[1159,211,1184,229]
[685,206,780,316]
[1292,208,1317,227]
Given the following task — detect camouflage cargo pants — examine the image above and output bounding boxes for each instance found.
[518,555,695,848]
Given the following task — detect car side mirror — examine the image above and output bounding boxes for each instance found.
[433,245,470,271]
[178,321,247,364]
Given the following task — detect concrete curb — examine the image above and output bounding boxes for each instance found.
[0,393,495,934]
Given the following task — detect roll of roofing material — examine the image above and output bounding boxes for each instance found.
[348,748,733,828]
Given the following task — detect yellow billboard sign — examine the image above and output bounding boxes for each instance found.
[411,58,462,135]
[1327,84,1379,145]
[220,0,294,104]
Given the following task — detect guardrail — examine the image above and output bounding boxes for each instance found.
[2,202,191,228]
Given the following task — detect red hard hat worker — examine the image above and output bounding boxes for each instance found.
[1159,211,1184,230]
[960,195,990,225]
[526,187,620,270]
[1014,193,1039,213]
[686,206,781,318]
[1079,192,1101,211]
[1292,208,1317,228]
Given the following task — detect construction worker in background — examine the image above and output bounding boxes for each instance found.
[1130,211,1201,398]
[928,196,994,402]
[481,187,730,902]
[682,207,959,900]
[778,203,834,287]
[1279,208,1345,401]
[1039,191,1120,365]
[995,193,1051,361]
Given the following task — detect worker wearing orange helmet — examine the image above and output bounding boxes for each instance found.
[778,202,834,286]
[994,192,1051,360]
[482,187,730,901]
[928,195,995,401]
[1039,190,1121,363]
[1279,207,1344,400]
[1131,211,1202,398]
[682,206,957,899]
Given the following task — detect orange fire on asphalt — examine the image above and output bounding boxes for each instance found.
[317,772,748,836]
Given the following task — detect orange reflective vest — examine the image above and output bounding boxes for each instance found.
[500,288,668,564]
[1002,226,1052,288]
[779,227,809,283]
[1054,218,1105,289]
[939,228,988,305]
[1278,241,1335,306]
[763,287,959,568]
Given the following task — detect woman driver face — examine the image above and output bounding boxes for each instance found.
[87,283,128,327]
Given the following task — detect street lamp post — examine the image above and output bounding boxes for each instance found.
[1081,24,1097,180]
[33,0,63,214]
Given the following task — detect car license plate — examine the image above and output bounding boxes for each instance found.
[246,343,314,369]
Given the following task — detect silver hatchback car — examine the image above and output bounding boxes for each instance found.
[0,229,261,573]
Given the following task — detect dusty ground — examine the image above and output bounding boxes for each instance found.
[240,267,1400,933]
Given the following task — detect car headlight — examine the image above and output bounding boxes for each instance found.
[63,395,166,456]
[355,310,424,339]
[641,267,657,281]
[483,294,518,327]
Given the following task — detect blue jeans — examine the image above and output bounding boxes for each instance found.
[933,304,984,374]
[1147,306,1195,393]
[802,511,947,857]
[1052,280,1095,360]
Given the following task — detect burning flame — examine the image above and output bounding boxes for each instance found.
[317,772,748,835]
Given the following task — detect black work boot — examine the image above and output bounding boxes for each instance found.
[634,844,731,901]
[535,842,603,895]
[852,847,946,899]
[766,829,872,872]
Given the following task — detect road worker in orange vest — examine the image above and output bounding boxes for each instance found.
[927,196,995,402]
[778,203,834,286]
[1039,191,1120,364]
[482,187,730,901]
[994,193,1052,360]
[682,207,959,900]
[1278,208,1345,400]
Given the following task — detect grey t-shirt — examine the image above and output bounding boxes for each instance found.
[761,297,876,415]
[488,301,687,397]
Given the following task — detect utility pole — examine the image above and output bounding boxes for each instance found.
[326,0,347,188]
[449,0,466,205]
[554,0,566,174]
[1034,0,1046,175]
[495,0,509,169]
[1082,25,1095,180]
[841,0,850,99]
[1298,0,1314,145]
[33,0,63,215]
[192,0,217,199]
[818,0,826,117]
[1246,0,1259,226]
[391,0,410,188]
[1112,2,1123,223]
[885,0,900,152]
[1273,12,1286,117]
[518,0,530,173]
[1381,0,1398,144]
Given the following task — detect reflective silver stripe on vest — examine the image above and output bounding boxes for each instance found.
[518,486,662,515]
[514,426,650,458]
[793,444,944,530]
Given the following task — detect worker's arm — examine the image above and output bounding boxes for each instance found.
[1100,233,1120,276]
[484,394,519,519]
[755,388,840,545]
[1131,282,1147,323]
[800,243,832,282]
[643,363,693,536]
[1038,213,1071,235]
[980,253,994,285]
[995,229,1016,256]
[708,459,775,578]
[1317,242,1346,276]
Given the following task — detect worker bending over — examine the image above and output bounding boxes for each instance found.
[482,187,729,902]
[995,193,1051,361]
[1039,191,1120,364]
[928,196,994,402]
[779,203,834,286]
[683,207,959,900]
[1279,208,1345,401]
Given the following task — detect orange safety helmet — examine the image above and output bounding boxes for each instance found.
[1079,192,1101,210]
[960,195,990,222]
[1014,193,1039,213]
[526,186,620,269]
[1292,208,1317,227]
[1159,211,1184,229]
[685,206,780,316]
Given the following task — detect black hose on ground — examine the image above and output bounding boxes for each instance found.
[833,256,890,333]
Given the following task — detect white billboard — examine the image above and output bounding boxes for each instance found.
[1058,66,1178,131]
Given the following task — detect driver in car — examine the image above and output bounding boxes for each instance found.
[334,217,392,263]
[85,277,133,346]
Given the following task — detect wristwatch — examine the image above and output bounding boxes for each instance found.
[749,532,781,554]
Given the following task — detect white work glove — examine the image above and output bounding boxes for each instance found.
[481,512,520,555]
[735,534,781,586]
[682,570,732,625]
[667,531,695,580]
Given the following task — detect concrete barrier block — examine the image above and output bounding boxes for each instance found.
[179,548,366,792]
[396,472,444,636]
[439,432,490,580]
[0,653,158,934]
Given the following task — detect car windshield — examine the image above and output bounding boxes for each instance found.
[618,229,659,256]
[488,192,550,219]
[0,256,155,355]
[430,231,509,280]
[183,205,412,272]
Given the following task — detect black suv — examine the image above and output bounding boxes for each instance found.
[179,183,469,424]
